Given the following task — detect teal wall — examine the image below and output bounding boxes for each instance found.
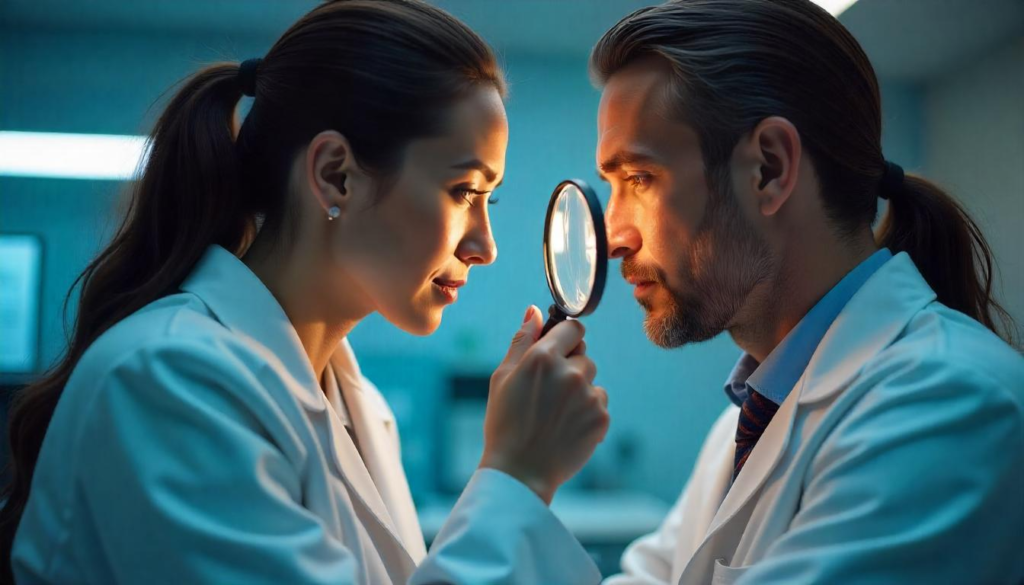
[924,37,1024,342]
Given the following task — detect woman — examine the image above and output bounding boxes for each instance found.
[1,1,609,583]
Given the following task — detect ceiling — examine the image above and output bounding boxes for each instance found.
[2,0,1022,82]
[841,0,1024,81]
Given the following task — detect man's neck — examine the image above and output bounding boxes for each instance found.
[729,231,877,362]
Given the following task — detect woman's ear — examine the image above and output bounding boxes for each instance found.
[746,116,802,217]
[305,130,364,219]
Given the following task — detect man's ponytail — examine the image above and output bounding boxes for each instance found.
[876,172,1016,343]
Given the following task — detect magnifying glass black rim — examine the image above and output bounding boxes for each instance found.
[542,178,608,318]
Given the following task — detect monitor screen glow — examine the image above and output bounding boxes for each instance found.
[0,235,43,373]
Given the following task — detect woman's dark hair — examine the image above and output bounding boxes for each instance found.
[591,0,1015,342]
[0,0,505,578]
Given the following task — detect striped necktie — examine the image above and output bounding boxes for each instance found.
[733,388,780,481]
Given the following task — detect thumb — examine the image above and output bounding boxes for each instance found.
[504,305,542,364]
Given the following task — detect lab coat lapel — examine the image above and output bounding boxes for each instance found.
[705,378,800,541]
[330,340,428,563]
[676,390,799,584]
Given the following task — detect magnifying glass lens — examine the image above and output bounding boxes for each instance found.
[540,179,607,337]
[548,184,597,313]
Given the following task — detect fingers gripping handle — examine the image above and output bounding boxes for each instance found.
[540,303,569,338]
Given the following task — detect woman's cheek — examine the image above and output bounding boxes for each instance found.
[402,195,453,283]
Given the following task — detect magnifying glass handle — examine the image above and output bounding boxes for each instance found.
[540,304,569,338]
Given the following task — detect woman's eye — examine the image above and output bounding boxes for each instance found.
[453,187,494,207]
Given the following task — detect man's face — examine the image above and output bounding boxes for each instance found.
[597,58,773,347]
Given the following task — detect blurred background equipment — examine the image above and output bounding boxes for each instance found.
[2,0,1021,576]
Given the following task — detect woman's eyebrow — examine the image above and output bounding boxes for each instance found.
[452,159,497,182]
[451,158,503,187]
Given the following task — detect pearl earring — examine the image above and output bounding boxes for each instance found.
[327,206,341,221]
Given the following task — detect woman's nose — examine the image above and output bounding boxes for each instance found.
[457,215,498,266]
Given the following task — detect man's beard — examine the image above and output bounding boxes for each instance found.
[623,183,774,349]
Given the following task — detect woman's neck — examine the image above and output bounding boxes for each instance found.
[242,233,368,384]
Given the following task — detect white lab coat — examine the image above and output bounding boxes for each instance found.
[608,252,1024,585]
[12,245,601,584]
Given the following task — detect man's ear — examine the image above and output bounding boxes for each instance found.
[304,130,367,218]
[744,116,802,217]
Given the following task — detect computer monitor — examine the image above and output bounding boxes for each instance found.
[0,234,43,374]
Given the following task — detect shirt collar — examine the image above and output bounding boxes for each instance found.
[724,248,893,407]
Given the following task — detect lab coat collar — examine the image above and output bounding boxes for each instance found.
[797,252,936,405]
[179,245,325,414]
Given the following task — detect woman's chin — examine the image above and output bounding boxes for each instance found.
[386,307,443,337]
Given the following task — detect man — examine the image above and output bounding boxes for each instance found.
[591,1,1024,583]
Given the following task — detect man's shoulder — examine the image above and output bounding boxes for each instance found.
[871,301,1023,401]
[828,301,1024,450]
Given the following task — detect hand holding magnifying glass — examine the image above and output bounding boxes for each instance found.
[541,179,608,336]
[478,180,610,503]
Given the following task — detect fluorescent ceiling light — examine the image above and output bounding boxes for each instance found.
[811,0,860,16]
[0,131,149,180]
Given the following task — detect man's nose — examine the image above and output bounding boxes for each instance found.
[605,195,641,259]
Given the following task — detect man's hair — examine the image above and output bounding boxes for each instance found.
[591,0,1014,343]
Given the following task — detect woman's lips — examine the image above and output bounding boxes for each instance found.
[432,278,465,304]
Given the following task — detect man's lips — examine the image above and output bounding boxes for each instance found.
[623,275,658,299]
[624,275,655,287]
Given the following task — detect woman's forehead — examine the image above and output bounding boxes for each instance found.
[405,88,508,178]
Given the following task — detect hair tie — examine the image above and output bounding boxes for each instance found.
[879,160,904,200]
[238,58,263,97]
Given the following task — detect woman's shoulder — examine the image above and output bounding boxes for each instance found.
[73,291,270,393]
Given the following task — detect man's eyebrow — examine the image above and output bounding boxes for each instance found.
[451,159,501,186]
[597,151,660,180]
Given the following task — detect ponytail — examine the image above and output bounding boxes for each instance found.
[0,62,250,581]
[876,173,1016,345]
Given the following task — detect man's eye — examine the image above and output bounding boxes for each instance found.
[626,173,652,192]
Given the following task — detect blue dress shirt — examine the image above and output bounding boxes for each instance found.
[725,248,893,407]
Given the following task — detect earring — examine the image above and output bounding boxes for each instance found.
[327,206,341,221]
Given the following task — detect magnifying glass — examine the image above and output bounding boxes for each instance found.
[540,179,608,337]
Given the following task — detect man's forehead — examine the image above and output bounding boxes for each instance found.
[601,58,675,114]
[597,59,690,163]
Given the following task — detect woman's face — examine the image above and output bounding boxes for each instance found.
[329,86,507,335]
